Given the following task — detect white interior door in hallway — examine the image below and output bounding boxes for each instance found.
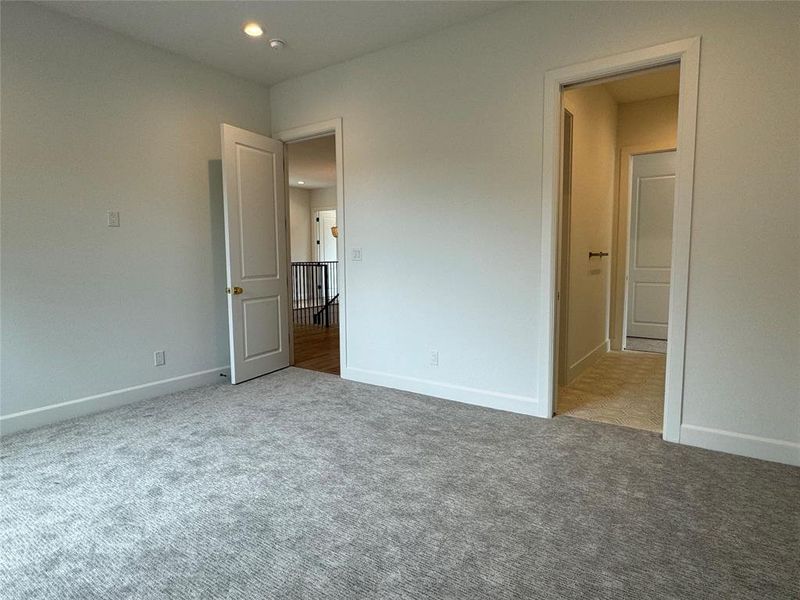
[221,124,290,383]
[315,209,338,262]
[625,151,676,341]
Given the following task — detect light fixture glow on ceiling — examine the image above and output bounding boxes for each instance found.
[297,181,305,185]
[243,23,263,37]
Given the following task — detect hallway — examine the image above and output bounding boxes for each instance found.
[293,323,340,375]
[557,351,665,432]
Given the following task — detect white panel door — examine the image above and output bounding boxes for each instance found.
[626,151,676,341]
[221,124,289,383]
[314,209,337,262]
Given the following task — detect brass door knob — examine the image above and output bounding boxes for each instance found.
[226,286,244,295]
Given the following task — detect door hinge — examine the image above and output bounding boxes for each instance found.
[316,240,320,245]
[316,217,320,222]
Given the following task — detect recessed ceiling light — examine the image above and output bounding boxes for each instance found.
[269,39,286,50]
[243,23,263,37]
[297,181,305,185]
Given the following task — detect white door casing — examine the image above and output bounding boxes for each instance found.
[625,151,676,341]
[315,209,337,262]
[557,109,574,387]
[221,124,290,383]
[540,38,701,443]
[274,118,346,375]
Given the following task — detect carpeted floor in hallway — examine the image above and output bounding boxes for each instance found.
[1,367,798,599]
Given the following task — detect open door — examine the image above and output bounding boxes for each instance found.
[221,124,290,383]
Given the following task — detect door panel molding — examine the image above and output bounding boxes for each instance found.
[625,151,675,340]
[221,124,290,383]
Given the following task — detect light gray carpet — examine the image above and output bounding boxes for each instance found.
[1,368,798,599]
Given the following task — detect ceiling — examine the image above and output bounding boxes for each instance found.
[39,1,515,87]
[603,65,680,103]
[287,135,336,189]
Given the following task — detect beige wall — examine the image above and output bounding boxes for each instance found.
[562,85,618,379]
[310,186,337,211]
[610,95,679,349]
[617,95,679,148]
[289,187,312,262]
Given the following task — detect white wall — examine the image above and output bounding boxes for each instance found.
[0,2,271,429]
[562,85,617,378]
[270,2,800,463]
[289,187,312,261]
[310,186,337,211]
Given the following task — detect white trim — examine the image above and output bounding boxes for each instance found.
[0,366,230,436]
[342,367,540,417]
[620,151,633,345]
[566,339,609,384]
[680,425,800,467]
[275,119,346,374]
[539,38,701,439]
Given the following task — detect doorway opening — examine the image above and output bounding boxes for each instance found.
[285,134,340,375]
[219,119,344,385]
[553,64,681,433]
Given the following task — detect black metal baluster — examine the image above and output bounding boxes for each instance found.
[305,263,308,325]
[313,264,318,325]
[323,264,329,327]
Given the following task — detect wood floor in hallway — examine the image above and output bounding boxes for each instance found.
[557,351,665,432]
[293,323,340,375]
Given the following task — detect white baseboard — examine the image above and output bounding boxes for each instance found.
[342,366,542,417]
[0,366,230,436]
[680,424,800,467]
[567,339,609,383]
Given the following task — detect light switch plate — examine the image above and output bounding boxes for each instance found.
[352,248,362,261]
[107,211,120,227]
[154,350,166,367]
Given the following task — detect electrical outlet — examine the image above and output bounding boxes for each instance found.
[107,211,120,227]
[429,350,439,367]
[154,350,166,367]
[351,248,362,261]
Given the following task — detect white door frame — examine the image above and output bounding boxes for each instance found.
[539,38,700,443]
[274,118,346,374]
[556,108,574,387]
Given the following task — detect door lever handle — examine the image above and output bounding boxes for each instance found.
[226,286,244,295]
[588,251,609,258]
